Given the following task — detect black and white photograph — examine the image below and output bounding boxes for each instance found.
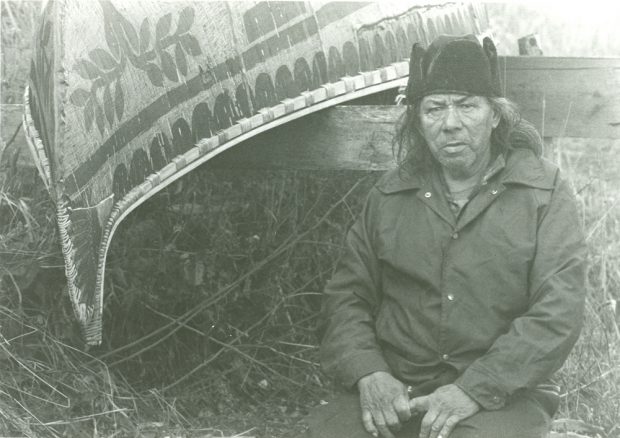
[0,1,618,436]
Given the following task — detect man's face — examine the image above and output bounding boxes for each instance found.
[418,94,500,179]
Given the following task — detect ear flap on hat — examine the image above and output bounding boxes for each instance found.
[406,43,426,103]
[483,37,502,96]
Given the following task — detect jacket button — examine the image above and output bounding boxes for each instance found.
[452,232,459,239]
[424,192,432,198]
[442,354,450,361]
[447,294,455,301]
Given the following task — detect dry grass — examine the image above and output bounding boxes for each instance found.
[551,139,620,436]
[487,6,620,433]
[487,3,620,58]
[1,0,38,104]
[0,1,619,437]
[0,166,379,436]
[2,146,618,437]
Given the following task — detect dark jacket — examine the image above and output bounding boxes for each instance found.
[320,148,587,410]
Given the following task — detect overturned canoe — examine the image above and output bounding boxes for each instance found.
[24,1,490,345]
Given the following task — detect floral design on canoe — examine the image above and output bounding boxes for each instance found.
[69,1,202,135]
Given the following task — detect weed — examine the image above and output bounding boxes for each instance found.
[0,2,618,437]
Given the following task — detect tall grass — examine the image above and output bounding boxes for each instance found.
[1,0,37,105]
[0,166,381,436]
[553,140,620,436]
[487,3,620,58]
[488,5,620,432]
[2,145,619,437]
[1,1,619,437]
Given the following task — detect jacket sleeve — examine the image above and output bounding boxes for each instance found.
[320,187,391,388]
[455,175,587,410]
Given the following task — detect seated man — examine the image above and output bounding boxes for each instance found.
[313,35,586,438]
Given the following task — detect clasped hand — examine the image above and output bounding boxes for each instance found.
[357,371,479,438]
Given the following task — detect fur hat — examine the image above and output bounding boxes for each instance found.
[406,35,501,102]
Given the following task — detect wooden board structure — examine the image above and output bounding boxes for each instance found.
[214,56,620,171]
[24,0,491,344]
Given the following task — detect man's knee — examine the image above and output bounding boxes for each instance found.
[305,392,368,438]
[450,390,557,438]
[305,388,557,438]
[305,391,421,438]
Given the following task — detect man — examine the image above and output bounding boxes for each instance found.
[313,35,586,438]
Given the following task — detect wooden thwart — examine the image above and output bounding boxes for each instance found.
[211,105,401,171]
[215,56,620,171]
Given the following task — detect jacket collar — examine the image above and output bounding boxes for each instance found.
[376,148,557,195]
[375,167,427,194]
[499,148,557,189]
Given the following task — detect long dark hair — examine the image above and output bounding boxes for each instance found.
[393,97,522,175]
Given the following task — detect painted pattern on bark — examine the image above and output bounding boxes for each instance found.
[25,0,489,344]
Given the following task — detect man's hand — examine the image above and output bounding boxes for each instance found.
[357,371,411,438]
[408,384,480,438]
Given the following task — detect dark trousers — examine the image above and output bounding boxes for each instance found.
[306,388,558,438]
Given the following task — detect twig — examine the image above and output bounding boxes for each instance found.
[207,336,303,388]
[160,349,226,392]
[5,121,23,150]
[158,293,302,392]
[0,334,70,407]
[232,427,257,437]
[147,388,192,427]
[561,101,573,138]
[2,1,19,31]
[560,368,617,398]
[0,266,23,308]
[0,381,70,408]
[97,178,366,364]
[0,121,24,168]
[585,198,620,242]
[258,344,319,366]
[144,304,208,337]
[541,94,545,139]
[42,409,131,426]
[3,390,60,437]
[105,317,190,367]
[133,282,304,392]
[276,340,318,350]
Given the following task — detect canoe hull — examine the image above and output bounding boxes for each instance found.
[25,0,490,344]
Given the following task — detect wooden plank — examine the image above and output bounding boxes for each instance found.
[209,105,401,171]
[500,56,620,139]
[213,56,620,170]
